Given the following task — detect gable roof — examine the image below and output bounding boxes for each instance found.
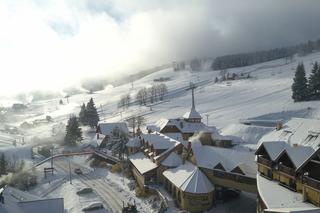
[193,145,256,178]
[128,152,158,174]
[98,122,129,136]
[148,116,217,135]
[142,132,180,150]
[161,152,183,167]
[256,141,287,161]
[163,162,214,193]
[257,140,317,170]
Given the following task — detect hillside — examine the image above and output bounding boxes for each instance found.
[2,52,320,148]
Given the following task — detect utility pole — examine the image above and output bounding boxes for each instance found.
[51,145,54,169]
[100,104,103,117]
[69,159,72,184]
[205,114,210,126]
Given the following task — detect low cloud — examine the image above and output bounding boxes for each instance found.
[0,0,320,96]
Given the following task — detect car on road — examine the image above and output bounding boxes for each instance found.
[74,168,83,175]
[82,202,104,211]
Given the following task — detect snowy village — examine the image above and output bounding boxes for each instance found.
[1,1,320,213]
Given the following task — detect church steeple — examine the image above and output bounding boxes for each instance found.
[191,84,195,109]
[183,83,202,122]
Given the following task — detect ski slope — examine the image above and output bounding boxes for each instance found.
[5,52,320,146]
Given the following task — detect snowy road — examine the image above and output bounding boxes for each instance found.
[54,159,123,213]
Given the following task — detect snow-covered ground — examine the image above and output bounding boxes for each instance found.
[2,52,320,212]
[31,156,160,213]
[9,53,320,134]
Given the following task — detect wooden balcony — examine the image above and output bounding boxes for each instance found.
[257,156,272,168]
[278,164,295,178]
[304,176,320,191]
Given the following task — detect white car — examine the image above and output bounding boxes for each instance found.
[82,202,104,211]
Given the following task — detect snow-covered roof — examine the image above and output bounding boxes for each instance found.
[258,118,320,149]
[212,133,245,144]
[163,162,214,193]
[285,146,315,169]
[98,122,129,136]
[256,118,320,170]
[256,141,287,161]
[192,145,256,178]
[161,152,183,167]
[126,137,141,147]
[0,186,64,213]
[142,132,180,150]
[163,118,216,134]
[129,152,158,174]
[257,174,319,211]
[183,107,202,120]
[257,141,317,170]
[264,208,320,213]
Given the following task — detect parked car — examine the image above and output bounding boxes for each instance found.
[76,187,93,195]
[74,168,83,175]
[82,202,104,211]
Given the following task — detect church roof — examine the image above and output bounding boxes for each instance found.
[183,107,202,120]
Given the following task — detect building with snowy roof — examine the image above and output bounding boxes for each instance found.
[128,152,158,188]
[97,122,129,136]
[0,186,64,213]
[126,137,141,155]
[146,86,218,146]
[96,122,129,148]
[162,162,214,212]
[256,118,320,213]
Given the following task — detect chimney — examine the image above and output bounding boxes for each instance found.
[276,121,283,131]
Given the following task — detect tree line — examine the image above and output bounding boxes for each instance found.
[292,62,320,102]
[136,83,168,106]
[117,83,168,109]
[212,38,320,70]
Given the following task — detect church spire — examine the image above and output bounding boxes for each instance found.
[190,82,196,109]
[183,83,202,122]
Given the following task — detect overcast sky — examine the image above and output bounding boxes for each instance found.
[1,0,320,95]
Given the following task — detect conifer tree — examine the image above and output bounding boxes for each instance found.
[0,153,7,176]
[86,98,100,128]
[64,116,82,146]
[308,62,320,100]
[79,103,87,124]
[292,63,308,102]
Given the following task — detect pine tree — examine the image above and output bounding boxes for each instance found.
[0,153,7,176]
[292,63,309,102]
[308,62,320,100]
[64,116,82,146]
[79,103,87,124]
[86,98,100,128]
